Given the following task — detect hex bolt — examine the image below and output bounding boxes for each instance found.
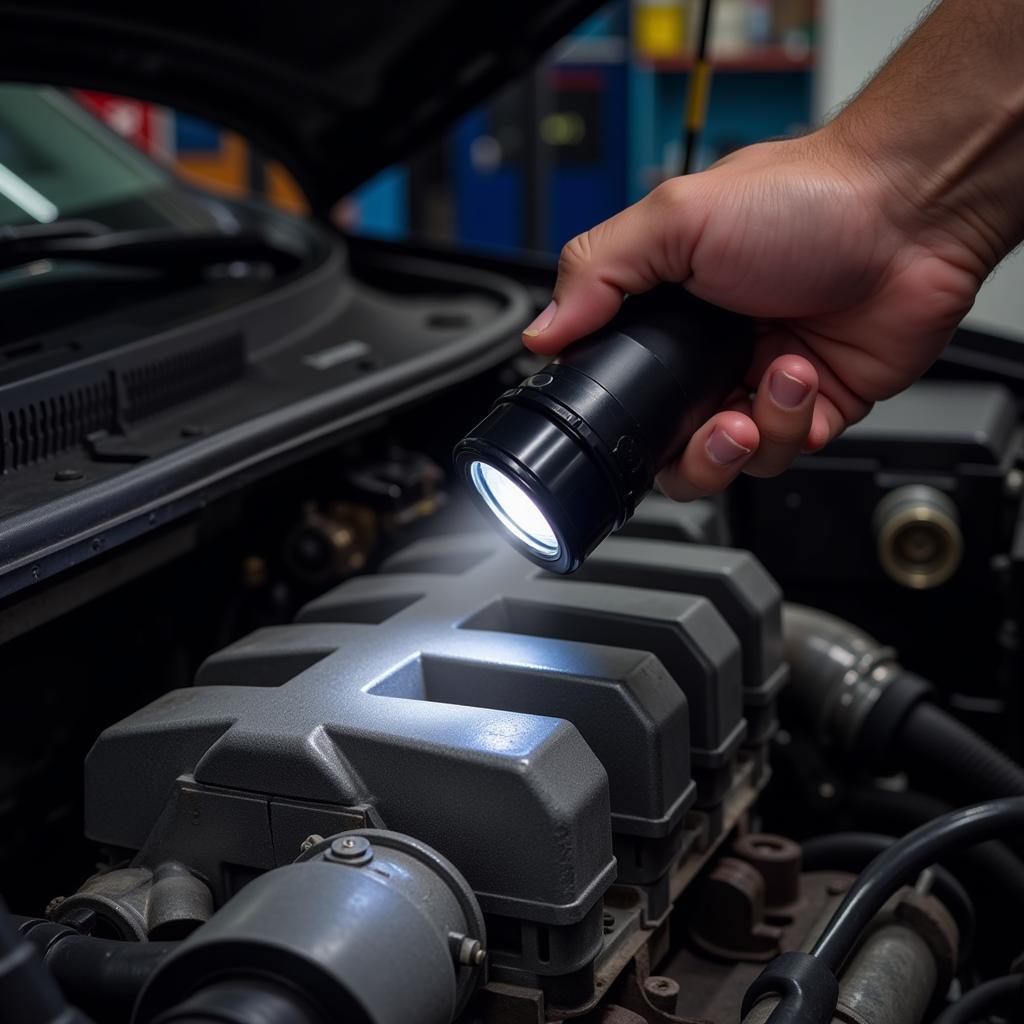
[327,835,373,865]
[299,834,324,853]
[449,932,486,966]
[643,975,679,1012]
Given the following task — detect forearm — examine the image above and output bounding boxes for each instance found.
[824,0,1024,273]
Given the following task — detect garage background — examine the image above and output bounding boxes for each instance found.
[74,0,1024,343]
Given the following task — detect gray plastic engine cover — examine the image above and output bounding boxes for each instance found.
[84,504,776,941]
[87,546,727,929]
[590,495,787,750]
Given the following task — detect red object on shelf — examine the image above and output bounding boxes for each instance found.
[643,49,813,73]
[73,90,168,156]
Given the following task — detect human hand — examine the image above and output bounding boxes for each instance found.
[521,129,984,500]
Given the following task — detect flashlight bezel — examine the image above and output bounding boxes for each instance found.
[454,365,646,574]
[456,443,579,573]
[468,459,561,561]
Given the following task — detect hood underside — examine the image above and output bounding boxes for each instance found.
[0,1,604,215]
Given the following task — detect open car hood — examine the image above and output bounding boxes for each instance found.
[0,1,603,215]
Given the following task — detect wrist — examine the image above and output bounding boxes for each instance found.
[820,96,1024,278]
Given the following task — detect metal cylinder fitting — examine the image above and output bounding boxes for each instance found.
[743,889,957,1024]
[284,502,377,584]
[50,862,212,942]
[134,830,485,1024]
[873,485,963,589]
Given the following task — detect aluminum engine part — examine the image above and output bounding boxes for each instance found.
[734,380,1021,732]
[133,829,485,1024]
[48,862,212,941]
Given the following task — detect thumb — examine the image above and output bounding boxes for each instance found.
[523,179,704,355]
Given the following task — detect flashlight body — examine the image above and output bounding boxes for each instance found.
[455,285,754,573]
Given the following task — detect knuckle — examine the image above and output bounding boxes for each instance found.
[758,425,803,447]
[648,178,688,213]
[558,231,595,277]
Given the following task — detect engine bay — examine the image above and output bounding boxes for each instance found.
[2,240,1023,1024]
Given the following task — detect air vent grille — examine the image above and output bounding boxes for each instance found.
[0,333,246,474]
[1,379,115,473]
[123,335,245,423]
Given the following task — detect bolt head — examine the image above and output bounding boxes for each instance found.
[453,935,485,966]
[327,834,373,864]
[644,976,679,996]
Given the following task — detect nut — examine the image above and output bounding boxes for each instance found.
[326,835,373,865]
[643,975,680,1012]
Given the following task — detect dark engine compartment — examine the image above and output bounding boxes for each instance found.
[2,236,1024,1024]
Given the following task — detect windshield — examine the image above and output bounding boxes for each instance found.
[0,86,310,354]
[0,86,168,225]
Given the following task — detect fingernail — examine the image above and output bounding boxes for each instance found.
[706,427,751,466]
[770,369,811,409]
[523,300,558,337]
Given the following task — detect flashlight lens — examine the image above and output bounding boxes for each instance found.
[469,461,560,560]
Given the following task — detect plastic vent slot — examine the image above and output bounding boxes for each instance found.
[1,378,115,473]
[123,334,244,424]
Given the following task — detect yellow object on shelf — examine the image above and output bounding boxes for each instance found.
[633,0,691,60]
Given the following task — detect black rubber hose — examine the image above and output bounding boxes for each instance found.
[932,974,1024,1024]
[800,831,976,965]
[782,604,1024,808]
[745,798,1024,1024]
[811,799,1024,974]
[900,701,1024,804]
[0,898,94,1024]
[847,786,1024,915]
[15,918,175,1022]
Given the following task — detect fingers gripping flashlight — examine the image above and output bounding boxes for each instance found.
[454,286,754,574]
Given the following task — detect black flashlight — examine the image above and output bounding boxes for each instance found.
[454,285,754,574]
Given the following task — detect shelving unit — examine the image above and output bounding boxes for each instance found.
[628,0,816,200]
[73,1,818,254]
[643,49,813,72]
[438,0,819,251]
